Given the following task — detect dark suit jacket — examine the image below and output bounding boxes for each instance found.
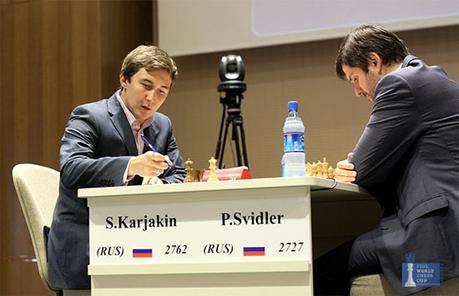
[352,56,459,294]
[47,93,186,289]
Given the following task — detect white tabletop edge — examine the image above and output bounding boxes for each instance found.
[78,176,367,199]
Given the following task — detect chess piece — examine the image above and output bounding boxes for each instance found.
[306,162,312,176]
[184,158,195,183]
[316,160,322,177]
[306,158,335,178]
[197,169,204,182]
[311,162,318,177]
[319,160,327,178]
[321,158,329,178]
[404,263,417,287]
[207,157,220,182]
[327,166,335,179]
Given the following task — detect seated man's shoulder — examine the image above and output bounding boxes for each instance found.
[72,98,109,116]
[153,112,171,125]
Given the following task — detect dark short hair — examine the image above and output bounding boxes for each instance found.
[335,24,409,80]
[121,45,178,84]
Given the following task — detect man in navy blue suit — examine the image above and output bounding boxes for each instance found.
[47,45,186,290]
[314,25,459,295]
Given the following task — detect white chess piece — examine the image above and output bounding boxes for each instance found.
[404,263,417,287]
[207,157,219,182]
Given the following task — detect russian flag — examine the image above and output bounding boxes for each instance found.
[132,248,153,258]
[243,247,265,256]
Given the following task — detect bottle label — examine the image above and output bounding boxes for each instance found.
[283,132,304,152]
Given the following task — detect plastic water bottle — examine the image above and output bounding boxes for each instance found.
[282,101,306,177]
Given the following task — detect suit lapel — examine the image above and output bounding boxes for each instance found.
[107,94,138,156]
[142,119,161,154]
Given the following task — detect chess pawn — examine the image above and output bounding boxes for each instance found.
[306,162,312,176]
[322,157,330,178]
[184,158,194,183]
[327,166,335,179]
[322,158,329,177]
[319,162,327,178]
[207,157,220,182]
[193,169,202,182]
[316,161,322,176]
[318,160,326,178]
[311,162,318,177]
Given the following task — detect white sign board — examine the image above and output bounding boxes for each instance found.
[89,191,310,265]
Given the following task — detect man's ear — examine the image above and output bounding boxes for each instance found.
[119,73,128,89]
[368,52,383,69]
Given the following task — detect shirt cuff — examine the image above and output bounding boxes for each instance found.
[142,176,164,185]
[123,157,135,185]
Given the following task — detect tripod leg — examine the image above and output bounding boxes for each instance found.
[232,120,243,167]
[214,105,227,164]
[238,123,249,168]
[218,116,231,169]
[229,114,249,168]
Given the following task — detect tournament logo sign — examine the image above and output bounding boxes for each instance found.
[402,253,440,288]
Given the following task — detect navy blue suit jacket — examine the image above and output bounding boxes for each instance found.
[47,93,185,289]
[352,56,459,294]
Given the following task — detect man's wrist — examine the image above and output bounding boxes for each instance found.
[127,156,138,178]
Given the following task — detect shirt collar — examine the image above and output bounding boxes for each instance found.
[116,90,154,130]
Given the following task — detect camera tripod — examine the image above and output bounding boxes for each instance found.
[214,88,249,169]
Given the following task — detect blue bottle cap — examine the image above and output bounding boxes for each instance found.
[288,101,298,112]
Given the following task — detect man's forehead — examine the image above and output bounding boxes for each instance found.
[136,68,171,85]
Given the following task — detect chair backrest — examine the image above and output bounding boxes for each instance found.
[12,163,60,293]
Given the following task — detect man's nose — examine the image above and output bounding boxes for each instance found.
[146,90,156,101]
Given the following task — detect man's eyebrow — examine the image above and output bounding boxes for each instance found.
[139,78,170,90]
[140,78,152,84]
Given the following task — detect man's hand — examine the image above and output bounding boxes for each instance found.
[128,151,171,178]
[334,152,357,183]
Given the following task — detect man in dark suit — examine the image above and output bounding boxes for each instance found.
[47,45,186,290]
[314,25,459,295]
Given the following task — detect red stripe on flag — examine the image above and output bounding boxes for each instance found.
[133,253,152,258]
[244,251,265,256]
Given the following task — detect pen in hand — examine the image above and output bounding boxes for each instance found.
[141,134,172,166]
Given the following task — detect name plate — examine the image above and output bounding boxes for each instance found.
[89,190,310,265]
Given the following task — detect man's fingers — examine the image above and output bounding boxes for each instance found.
[334,169,356,183]
[334,165,357,184]
[164,155,172,166]
[130,152,169,178]
[334,167,357,177]
[334,175,356,183]
[337,159,355,170]
[146,151,171,168]
[145,151,164,160]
